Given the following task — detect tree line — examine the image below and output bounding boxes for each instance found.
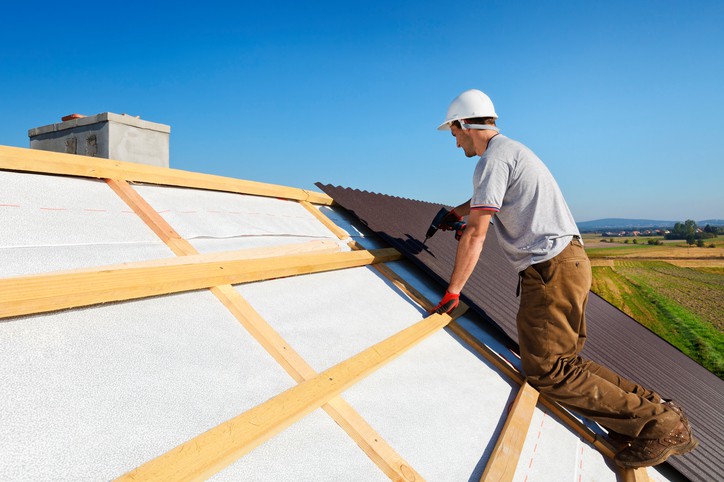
[665,220,722,246]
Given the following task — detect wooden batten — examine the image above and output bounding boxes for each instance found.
[0,248,401,319]
[117,311,464,482]
[0,145,333,204]
[481,382,539,482]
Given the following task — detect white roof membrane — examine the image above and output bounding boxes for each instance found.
[0,292,295,480]
[0,171,164,248]
[132,184,338,245]
[0,167,682,481]
[343,329,517,481]
[1,170,173,275]
[237,266,426,373]
[212,409,386,481]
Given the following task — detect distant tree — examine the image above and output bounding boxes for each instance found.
[624,239,630,244]
[686,234,696,246]
[632,238,638,244]
[666,219,699,240]
[684,219,697,233]
[696,238,705,248]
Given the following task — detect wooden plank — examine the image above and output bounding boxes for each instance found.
[116,311,466,482]
[110,179,424,481]
[620,467,652,482]
[299,201,349,239]
[0,145,333,204]
[0,248,401,319]
[481,382,539,482]
[633,468,651,482]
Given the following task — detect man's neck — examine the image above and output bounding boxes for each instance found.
[473,130,500,156]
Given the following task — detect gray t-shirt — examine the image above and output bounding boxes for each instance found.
[471,134,580,272]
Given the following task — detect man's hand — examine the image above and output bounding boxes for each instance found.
[431,291,460,315]
[439,208,463,231]
[439,208,467,241]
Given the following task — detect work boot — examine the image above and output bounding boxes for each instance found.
[606,430,634,452]
[615,420,698,468]
[663,399,690,430]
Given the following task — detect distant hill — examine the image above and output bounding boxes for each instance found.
[700,219,724,226]
[577,218,724,232]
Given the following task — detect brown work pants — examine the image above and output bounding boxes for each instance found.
[517,238,679,438]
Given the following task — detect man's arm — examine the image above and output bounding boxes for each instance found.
[453,199,472,217]
[432,208,493,314]
[448,208,492,293]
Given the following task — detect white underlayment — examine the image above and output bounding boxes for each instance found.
[211,409,386,482]
[0,171,173,275]
[0,292,296,481]
[236,267,426,372]
[131,183,345,251]
[0,172,679,481]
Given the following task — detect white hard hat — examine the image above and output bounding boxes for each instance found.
[438,89,498,131]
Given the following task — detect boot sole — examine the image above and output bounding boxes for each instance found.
[615,436,699,468]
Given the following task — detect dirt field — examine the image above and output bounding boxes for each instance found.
[584,239,724,259]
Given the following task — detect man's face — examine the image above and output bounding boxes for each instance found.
[450,124,477,158]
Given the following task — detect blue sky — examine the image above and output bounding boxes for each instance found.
[1,1,722,222]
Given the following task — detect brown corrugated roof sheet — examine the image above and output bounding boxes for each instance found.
[318,183,724,482]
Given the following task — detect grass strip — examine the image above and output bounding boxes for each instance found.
[592,264,724,379]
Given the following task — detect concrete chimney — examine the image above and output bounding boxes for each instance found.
[28,113,171,168]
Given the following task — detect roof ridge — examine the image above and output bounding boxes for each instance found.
[314,182,446,207]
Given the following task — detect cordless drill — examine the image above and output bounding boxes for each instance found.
[424,207,466,244]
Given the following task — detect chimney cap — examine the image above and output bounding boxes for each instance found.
[61,113,86,122]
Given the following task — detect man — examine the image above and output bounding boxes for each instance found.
[431,89,697,468]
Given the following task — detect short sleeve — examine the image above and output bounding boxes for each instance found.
[471,157,509,212]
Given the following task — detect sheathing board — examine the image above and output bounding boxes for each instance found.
[0,166,678,481]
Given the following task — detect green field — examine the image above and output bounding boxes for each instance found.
[590,260,724,378]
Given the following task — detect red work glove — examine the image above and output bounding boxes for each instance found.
[439,208,463,231]
[431,291,460,315]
